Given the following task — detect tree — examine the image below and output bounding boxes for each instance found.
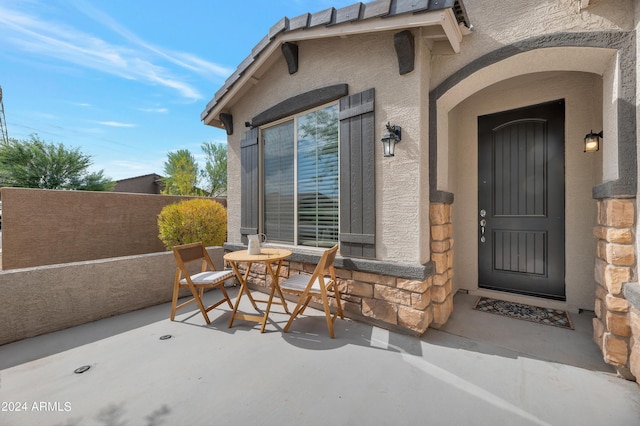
[0,135,115,191]
[161,149,200,195]
[200,141,227,197]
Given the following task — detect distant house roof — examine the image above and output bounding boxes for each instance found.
[114,173,164,194]
[201,0,470,129]
[116,173,163,183]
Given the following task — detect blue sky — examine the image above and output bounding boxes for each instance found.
[0,0,355,181]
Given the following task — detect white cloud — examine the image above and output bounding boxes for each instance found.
[96,121,136,128]
[0,2,230,101]
[71,1,233,79]
[139,107,169,114]
[29,111,59,120]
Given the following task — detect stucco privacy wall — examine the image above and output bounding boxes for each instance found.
[450,72,603,311]
[226,31,431,265]
[0,247,227,346]
[0,187,221,270]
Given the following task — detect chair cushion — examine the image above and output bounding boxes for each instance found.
[181,270,235,285]
[280,274,311,291]
[281,274,333,293]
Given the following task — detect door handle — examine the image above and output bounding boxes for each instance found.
[479,214,487,243]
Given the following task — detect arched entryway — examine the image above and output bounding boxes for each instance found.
[428,33,637,377]
[449,70,602,311]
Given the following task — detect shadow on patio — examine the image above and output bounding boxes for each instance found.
[1,287,638,426]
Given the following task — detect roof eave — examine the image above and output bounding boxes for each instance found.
[201,9,463,129]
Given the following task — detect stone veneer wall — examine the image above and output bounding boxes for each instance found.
[430,203,455,327]
[627,287,640,383]
[593,198,637,381]
[233,259,434,334]
[229,202,455,335]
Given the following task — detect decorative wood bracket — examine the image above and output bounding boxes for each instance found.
[281,42,299,75]
[219,113,233,135]
[394,30,415,75]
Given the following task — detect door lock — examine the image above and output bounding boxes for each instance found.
[480,217,487,243]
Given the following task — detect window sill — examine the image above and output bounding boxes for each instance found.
[223,242,433,281]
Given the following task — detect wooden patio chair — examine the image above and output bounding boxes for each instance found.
[280,244,344,338]
[171,242,234,324]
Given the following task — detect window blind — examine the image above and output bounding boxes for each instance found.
[263,121,295,243]
[297,105,339,247]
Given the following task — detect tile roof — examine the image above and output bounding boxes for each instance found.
[201,0,470,122]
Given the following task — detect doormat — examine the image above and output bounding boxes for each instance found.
[473,297,574,329]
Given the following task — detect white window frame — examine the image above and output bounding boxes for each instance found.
[258,101,340,247]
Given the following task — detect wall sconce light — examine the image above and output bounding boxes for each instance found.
[584,130,602,153]
[381,122,401,157]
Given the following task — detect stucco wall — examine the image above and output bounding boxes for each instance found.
[1,187,216,270]
[631,0,640,385]
[0,247,227,346]
[226,30,430,264]
[431,0,634,89]
[636,0,640,270]
[450,72,602,311]
[431,0,633,193]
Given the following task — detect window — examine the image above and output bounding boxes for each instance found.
[262,104,339,247]
[241,87,375,257]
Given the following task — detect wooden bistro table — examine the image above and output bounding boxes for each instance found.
[224,248,292,333]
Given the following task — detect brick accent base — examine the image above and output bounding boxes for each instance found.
[593,198,637,381]
[224,202,455,335]
[229,257,434,335]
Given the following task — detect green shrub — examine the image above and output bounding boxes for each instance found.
[158,198,227,249]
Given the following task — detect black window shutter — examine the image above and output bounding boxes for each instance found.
[339,88,376,258]
[240,127,259,243]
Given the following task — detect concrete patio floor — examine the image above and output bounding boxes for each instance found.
[1,288,639,426]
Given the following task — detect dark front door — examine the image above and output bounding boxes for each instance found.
[478,100,565,300]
